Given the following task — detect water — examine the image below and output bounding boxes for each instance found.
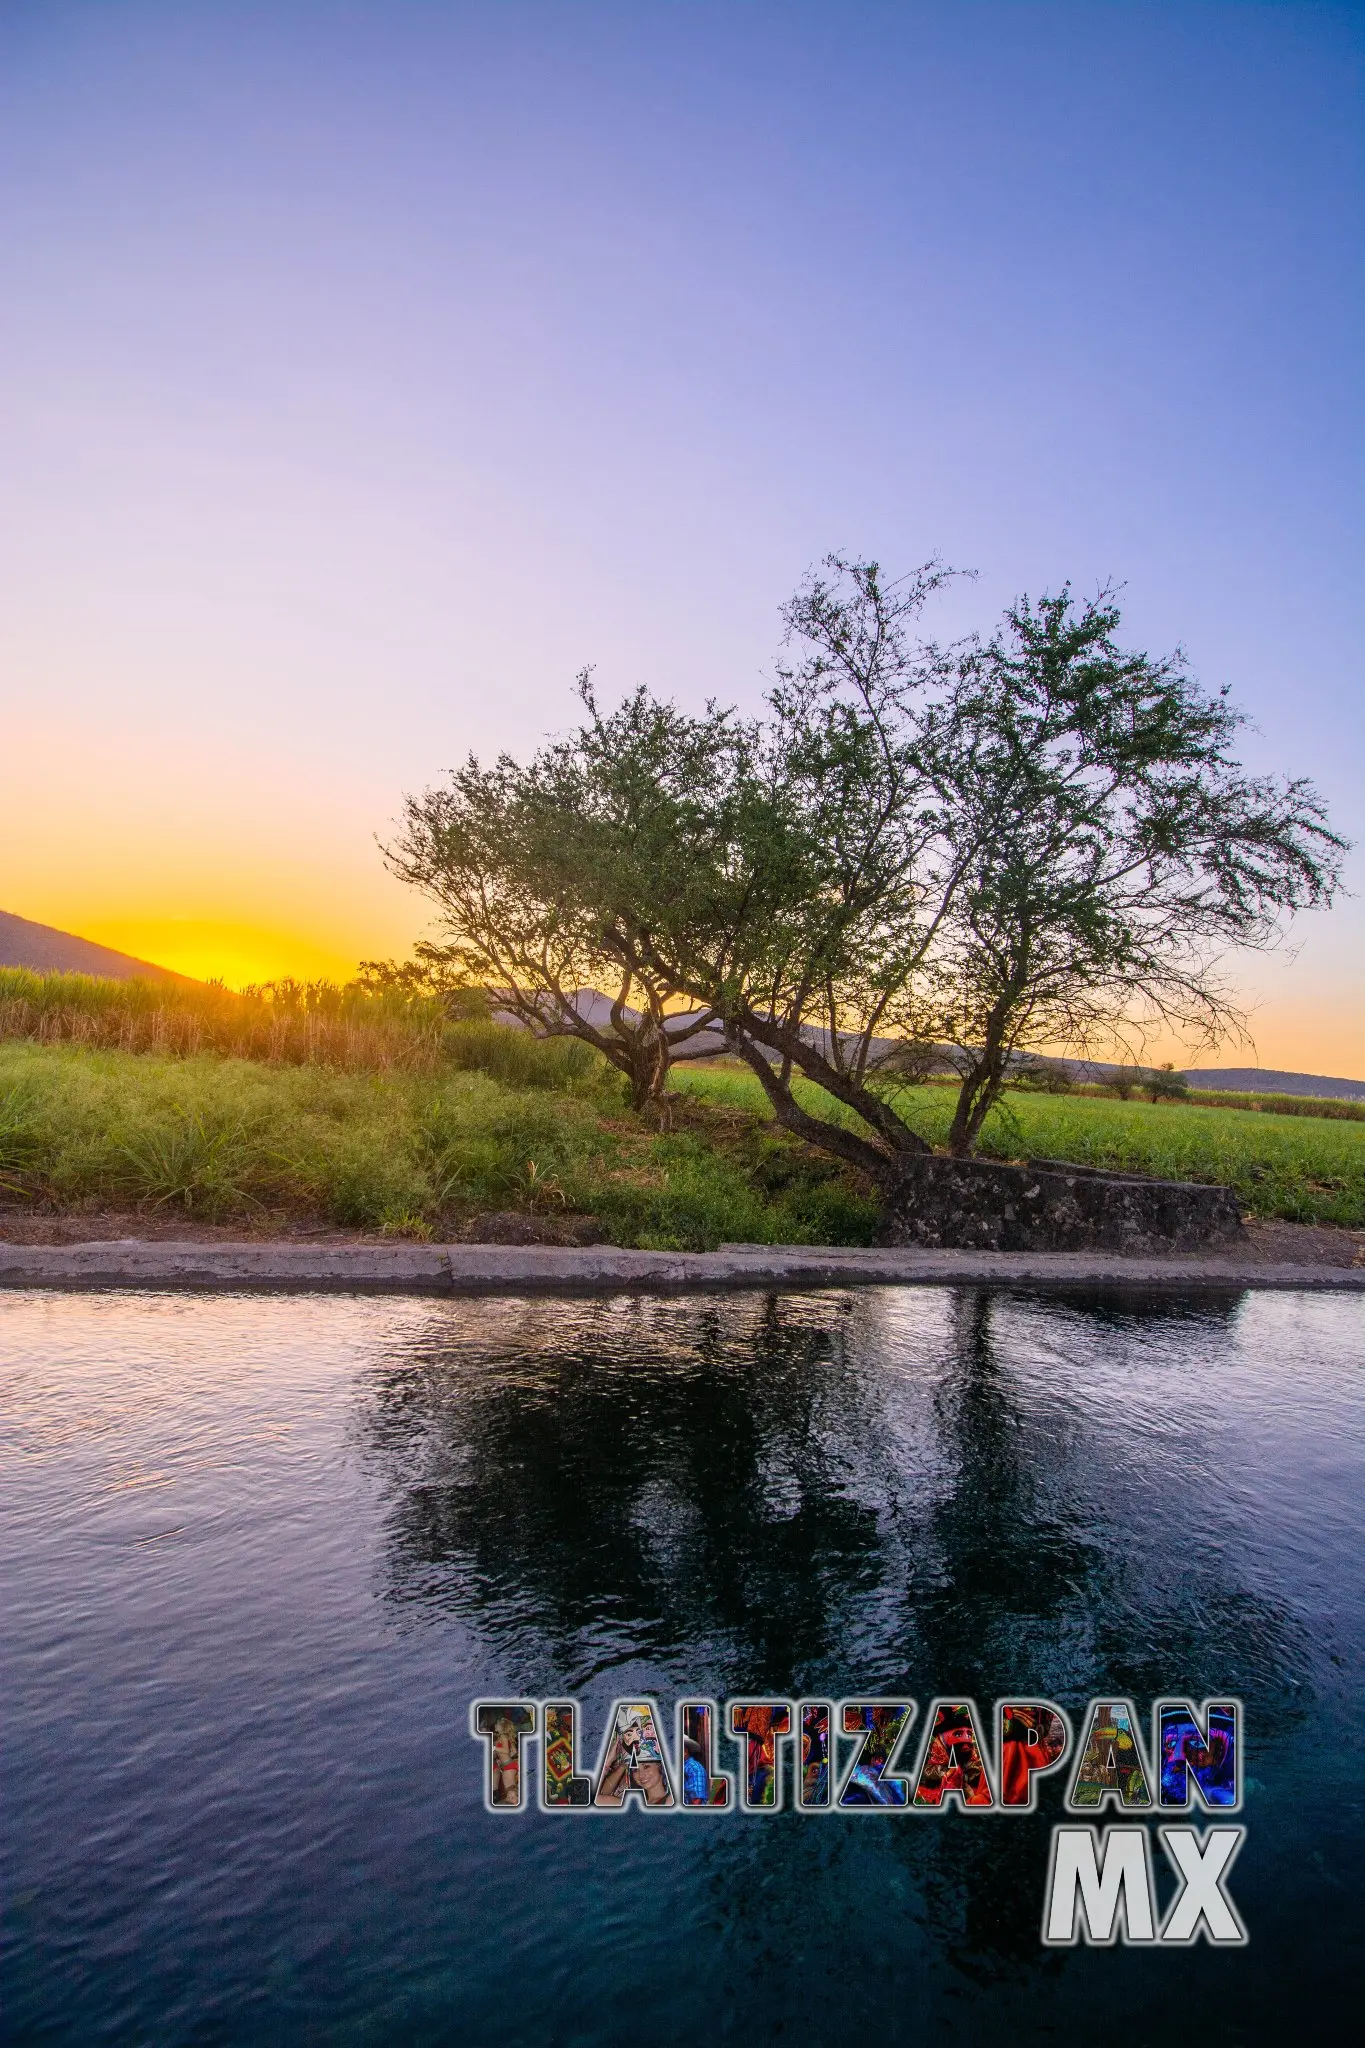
[2,1284,1361,2045]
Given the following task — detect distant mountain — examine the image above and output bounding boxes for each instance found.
[0,909,193,985]
[551,994,1365,1101]
[1018,1054,1364,1100]
[1181,1067,1365,1101]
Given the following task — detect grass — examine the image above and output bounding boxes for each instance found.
[2,973,1362,1239]
[672,1063,1365,1228]
[0,967,451,1070]
[0,1043,879,1249]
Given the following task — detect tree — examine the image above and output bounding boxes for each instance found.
[352,945,490,1017]
[909,589,1345,1153]
[387,564,1346,1183]
[520,558,971,1179]
[383,693,727,1110]
[1012,1055,1075,1094]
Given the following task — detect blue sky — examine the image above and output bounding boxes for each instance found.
[1,1,1361,1066]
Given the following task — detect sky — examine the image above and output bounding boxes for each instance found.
[1,0,1361,1072]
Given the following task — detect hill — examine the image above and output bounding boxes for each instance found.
[559,993,1365,1101]
[0,910,192,985]
[1181,1067,1365,1102]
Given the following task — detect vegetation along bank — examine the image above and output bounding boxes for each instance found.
[2,972,1362,1245]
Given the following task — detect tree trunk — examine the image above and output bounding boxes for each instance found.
[731,1038,911,1184]
[625,1017,672,1111]
[732,1008,933,1163]
[946,1014,1012,1156]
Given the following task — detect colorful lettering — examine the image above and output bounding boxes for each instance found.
[729,1702,792,1810]
[679,1700,732,1808]
[999,1701,1071,1809]
[799,1702,831,1809]
[911,1699,994,1808]
[1066,1699,1153,1809]
[838,1701,916,1808]
[473,1701,536,1809]
[543,1701,592,1807]
[1157,1700,1239,1810]
[593,1700,675,1807]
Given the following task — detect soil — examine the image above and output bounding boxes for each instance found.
[1222,1219,1365,1268]
[0,1206,1360,1265]
[0,1206,610,1250]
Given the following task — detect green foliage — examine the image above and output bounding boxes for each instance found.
[0,1083,41,1196]
[1182,1088,1365,1123]
[1013,1057,1075,1094]
[440,1018,615,1096]
[114,1111,264,1218]
[4,1030,1359,1243]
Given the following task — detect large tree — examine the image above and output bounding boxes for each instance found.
[511,559,972,1177]
[912,589,1346,1153]
[388,563,1345,1180]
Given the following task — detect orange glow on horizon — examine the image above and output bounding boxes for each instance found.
[69,916,371,990]
[5,905,1358,1080]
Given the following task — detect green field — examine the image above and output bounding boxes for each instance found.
[674,1061,1365,1228]
[3,1030,1363,1244]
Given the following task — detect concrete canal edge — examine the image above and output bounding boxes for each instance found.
[1,1239,1363,1295]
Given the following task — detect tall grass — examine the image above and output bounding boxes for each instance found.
[0,968,454,1070]
[1182,1088,1365,1123]
[0,968,627,1094]
[0,1044,879,1248]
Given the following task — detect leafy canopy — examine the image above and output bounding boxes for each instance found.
[388,561,1345,1175]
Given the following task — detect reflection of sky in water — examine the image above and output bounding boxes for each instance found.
[3,1287,1361,2043]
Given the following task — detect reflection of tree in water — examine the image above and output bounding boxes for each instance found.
[360,1293,917,1694]
[356,1284,1309,1977]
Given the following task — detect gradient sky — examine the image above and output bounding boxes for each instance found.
[2,0,1361,1071]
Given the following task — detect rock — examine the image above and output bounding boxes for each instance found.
[878,1154,1244,1253]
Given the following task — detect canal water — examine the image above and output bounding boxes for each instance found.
[2,1285,1361,2044]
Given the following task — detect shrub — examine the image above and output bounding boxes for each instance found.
[1013,1057,1075,1094]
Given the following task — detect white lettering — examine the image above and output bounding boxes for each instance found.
[1043,1826,1156,1945]
[1159,1827,1248,1944]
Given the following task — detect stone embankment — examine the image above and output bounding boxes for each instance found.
[879,1155,1244,1253]
[1,1239,1362,1295]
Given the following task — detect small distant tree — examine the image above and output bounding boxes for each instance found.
[352,946,489,1018]
[1146,1062,1190,1102]
[1011,1055,1075,1094]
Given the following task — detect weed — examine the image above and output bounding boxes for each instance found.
[114,1111,261,1218]
[382,1213,434,1241]
[0,1084,41,1197]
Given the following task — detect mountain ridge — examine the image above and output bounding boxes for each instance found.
[0,909,194,985]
